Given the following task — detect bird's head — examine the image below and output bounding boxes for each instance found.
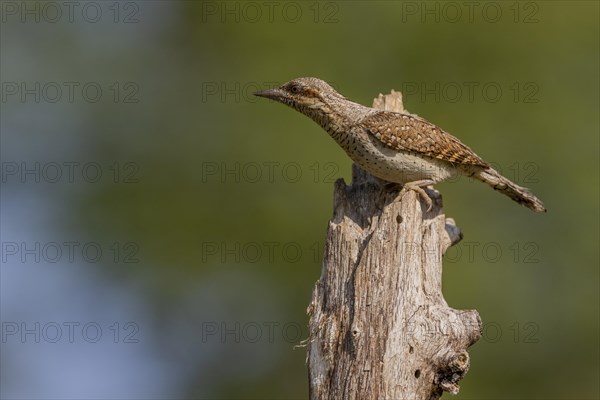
[254,77,345,118]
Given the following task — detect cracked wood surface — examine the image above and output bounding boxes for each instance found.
[307,91,482,399]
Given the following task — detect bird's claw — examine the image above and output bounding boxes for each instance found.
[399,183,433,212]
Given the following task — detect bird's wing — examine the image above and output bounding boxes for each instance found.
[360,111,489,167]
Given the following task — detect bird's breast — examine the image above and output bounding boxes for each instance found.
[331,127,457,184]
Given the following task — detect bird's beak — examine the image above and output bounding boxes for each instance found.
[254,88,284,101]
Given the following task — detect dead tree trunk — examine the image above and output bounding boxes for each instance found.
[307,91,482,399]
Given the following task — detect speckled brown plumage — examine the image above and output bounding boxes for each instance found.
[255,77,546,213]
[361,111,489,167]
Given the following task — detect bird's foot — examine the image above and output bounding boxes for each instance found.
[399,180,435,212]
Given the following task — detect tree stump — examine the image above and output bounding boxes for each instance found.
[307,91,482,399]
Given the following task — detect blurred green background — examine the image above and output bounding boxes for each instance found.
[1,1,598,398]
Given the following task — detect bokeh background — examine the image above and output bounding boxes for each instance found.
[1,1,598,398]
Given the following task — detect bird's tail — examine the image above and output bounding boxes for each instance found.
[473,167,546,213]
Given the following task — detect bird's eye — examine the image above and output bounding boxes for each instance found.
[290,84,302,94]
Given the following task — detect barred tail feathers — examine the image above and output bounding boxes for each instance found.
[474,168,546,213]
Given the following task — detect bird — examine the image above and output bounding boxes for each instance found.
[254,77,546,213]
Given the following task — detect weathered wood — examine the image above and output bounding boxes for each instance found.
[307,90,482,399]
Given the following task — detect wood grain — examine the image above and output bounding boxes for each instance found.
[307,91,481,399]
